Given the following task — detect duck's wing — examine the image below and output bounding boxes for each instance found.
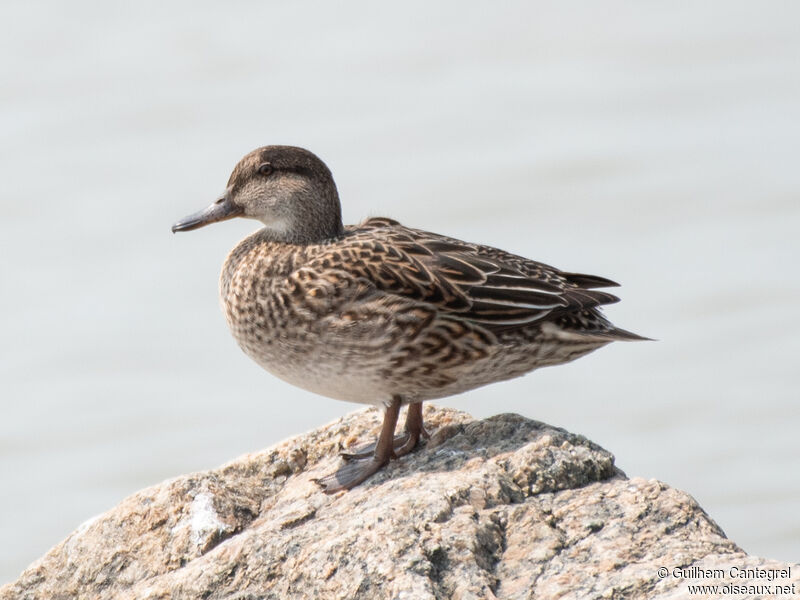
[320,218,621,331]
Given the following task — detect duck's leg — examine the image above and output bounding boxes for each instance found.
[340,402,428,460]
[315,396,402,493]
[394,402,429,457]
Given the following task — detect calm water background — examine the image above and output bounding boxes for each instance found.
[2,1,799,583]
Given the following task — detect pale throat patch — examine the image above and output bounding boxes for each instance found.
[258,215,291,234]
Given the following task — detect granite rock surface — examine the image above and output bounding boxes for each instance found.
[2,406,796,599]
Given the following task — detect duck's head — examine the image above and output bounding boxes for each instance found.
[172,146,343,243]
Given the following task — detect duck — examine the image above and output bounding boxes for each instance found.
[172,145,647,493]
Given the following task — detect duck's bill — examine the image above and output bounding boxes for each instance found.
[172,192,242,233]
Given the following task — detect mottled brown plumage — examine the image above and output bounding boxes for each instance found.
[173,145,646,492]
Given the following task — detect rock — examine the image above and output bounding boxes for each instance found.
[2,406,797,599]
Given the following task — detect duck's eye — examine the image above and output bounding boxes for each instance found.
[258,162,274,176]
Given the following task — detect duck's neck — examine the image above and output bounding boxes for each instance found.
[261,188,344,245]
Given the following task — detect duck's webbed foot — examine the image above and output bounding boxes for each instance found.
[316,399,428,493]
[314,454,392,493]
[338,402,428,460]
[339,433,410,461]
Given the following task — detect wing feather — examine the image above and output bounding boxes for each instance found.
[315,218,621,331]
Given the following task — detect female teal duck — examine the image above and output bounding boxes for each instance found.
[172,146,646,493]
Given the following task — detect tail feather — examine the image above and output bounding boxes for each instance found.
[550,309,653,342]
[599,327,654,342]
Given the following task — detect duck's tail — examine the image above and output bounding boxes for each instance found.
[546,309,654,342]
[602,326,654,342]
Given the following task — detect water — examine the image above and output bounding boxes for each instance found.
[1,1,799,584]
